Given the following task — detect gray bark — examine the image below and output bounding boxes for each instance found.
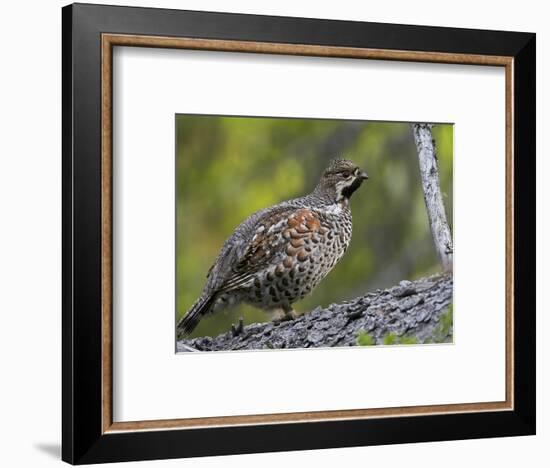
[177,273,453,352]
[412,124,453,272]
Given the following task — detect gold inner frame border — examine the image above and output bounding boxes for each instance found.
[100,33,514,434]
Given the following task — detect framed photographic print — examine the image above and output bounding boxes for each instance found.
[62,3,536,464]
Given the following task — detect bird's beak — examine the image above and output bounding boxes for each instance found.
[359,171,368,180]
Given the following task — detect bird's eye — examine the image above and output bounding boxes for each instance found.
[341,171,352,178]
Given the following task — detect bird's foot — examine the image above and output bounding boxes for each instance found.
[231,317,244,337]
[272,307,298,325]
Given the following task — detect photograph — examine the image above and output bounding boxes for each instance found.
[0,0,541,466]
[175,115,454,352]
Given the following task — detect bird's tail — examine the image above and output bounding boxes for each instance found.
[177,293,217,336]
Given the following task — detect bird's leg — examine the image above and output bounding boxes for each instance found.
[272,305,297,323]
[283,304,298,321]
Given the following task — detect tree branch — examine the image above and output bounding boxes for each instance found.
[412,124,453,272]
[177,273,453,352]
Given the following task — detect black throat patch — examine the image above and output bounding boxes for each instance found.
[341,177,365,199]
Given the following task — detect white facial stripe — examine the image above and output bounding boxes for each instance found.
[335,178,356,201]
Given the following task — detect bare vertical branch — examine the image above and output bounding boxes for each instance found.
[412,124,453,272]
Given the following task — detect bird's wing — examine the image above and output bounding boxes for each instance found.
[204,205,325,293]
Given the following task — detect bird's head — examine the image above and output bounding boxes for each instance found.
[315,158,368,203]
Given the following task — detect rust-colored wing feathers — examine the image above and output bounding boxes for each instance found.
[213,207,325,293]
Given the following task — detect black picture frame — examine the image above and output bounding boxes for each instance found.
[62,3,536,464]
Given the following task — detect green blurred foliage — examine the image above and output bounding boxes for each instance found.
[383,333,399,346]
[426,304,454,344]
[399,335,419,345]
[381,333,419,346]
[356,331,376,346]
[176,115,453,338]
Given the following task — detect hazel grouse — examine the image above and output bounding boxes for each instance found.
[177,158,368,335]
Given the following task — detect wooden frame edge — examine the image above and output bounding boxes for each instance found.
[505,60,515,409]
[102,34,114,434]
[100,33,515,434]
[104,33,512,66]
[107,401,511,433]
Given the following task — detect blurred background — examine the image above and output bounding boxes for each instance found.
[176,115,453,338]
